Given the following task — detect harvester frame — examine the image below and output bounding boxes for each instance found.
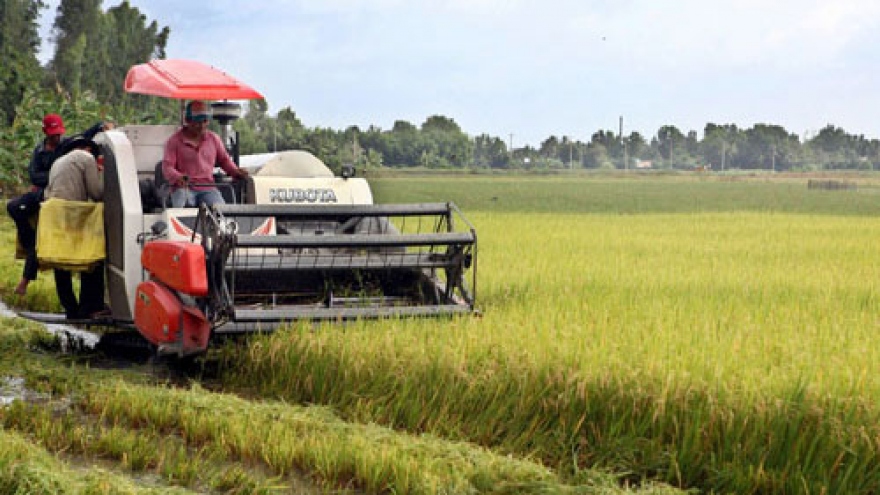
[21,59,478,356]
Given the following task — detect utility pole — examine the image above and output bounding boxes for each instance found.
[352,135,359,166]
[620,116,627,171]
[771,143,776,172]
[721,141,726,172]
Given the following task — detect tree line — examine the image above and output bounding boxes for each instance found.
[235,115,880,173]
[2,0,879,193]
[0,0,173,190]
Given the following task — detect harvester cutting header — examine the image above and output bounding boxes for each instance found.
[30,59,478,356]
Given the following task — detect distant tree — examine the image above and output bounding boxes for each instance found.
[233,116,266,154]
[391,120,417,134]
[810,125,849,153]
[538,135,558,160]
[807,125,861,169]
[421,115,460,134]
[420,115,470,167]
[362,148,383,169]
[105,1,169,104]
[48,0,101,94]
[339,125,362,166]
[0,85,103,189]
[590,130,620,158]
[702,124,740,170]
[384,120,419,166]
[583,142,611,169]
[243,98,268,125]
[358,124,386,165]
[557,135,580,168]
[538,136,556,158]
[236,98,269,154]
[624,131,648,163]
[474,134,509,168]
[0,0,44,125]
[685,130,700,159]
[656,125,684,168]
[50,0,168,105]
[274,106,306,151]
[741,124,798,170]
[303,127,342,169]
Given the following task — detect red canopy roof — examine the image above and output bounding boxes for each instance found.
[124,59,264,100]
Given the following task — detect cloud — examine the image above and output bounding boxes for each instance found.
[37,0,880,144]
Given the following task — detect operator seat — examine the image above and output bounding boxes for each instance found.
[152,161,171,209]
[153,161,241,207]
[134,162,166,213]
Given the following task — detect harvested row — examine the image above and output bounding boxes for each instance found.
[0,321,676,494]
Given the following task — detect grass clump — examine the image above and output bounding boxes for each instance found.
[0,428,196,494]
[71,380,660,494]
[1,333,676,495]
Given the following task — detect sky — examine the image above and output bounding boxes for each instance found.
[38,0,880,148]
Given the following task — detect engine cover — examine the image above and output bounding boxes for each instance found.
[134,280,210,355]
[140,240,208,296]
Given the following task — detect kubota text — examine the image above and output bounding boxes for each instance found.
[269,188,338,203]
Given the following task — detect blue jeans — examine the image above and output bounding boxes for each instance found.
[170,188,225,208]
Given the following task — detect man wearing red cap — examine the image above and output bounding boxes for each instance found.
[6,114,110,295]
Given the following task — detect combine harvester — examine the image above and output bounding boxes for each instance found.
[26,59,477,356]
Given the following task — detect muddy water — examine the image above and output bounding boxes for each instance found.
[0,300,100,350]
[0,300,101,405]
[0,301,344,494]
[0,376,43,406]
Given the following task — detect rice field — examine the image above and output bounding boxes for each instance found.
[2,172,880,494]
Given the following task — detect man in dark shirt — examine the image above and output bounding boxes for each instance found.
[6,114,108,295]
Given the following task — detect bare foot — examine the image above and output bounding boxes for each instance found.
[14,278,29,295]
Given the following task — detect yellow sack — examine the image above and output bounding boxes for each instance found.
[36,198,105,271]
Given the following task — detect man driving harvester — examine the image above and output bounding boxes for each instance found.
[161,100,248,208]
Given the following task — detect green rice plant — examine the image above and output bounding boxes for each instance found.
[215,207,880,494]
[0,216,63,313]
[0,428,196,494]
[370,175,880,215]
[7,175,880,493]
[1,397,304,493]
[73,379,629,494]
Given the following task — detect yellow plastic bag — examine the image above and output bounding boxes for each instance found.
[36,198,105,271]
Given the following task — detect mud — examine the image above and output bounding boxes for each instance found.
[0,301,101,351]
[0,300,213,383]
[0,376,48,406]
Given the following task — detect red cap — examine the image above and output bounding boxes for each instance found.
[42,114,65,136]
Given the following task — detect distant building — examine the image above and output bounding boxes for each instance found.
[635,160,652,169]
